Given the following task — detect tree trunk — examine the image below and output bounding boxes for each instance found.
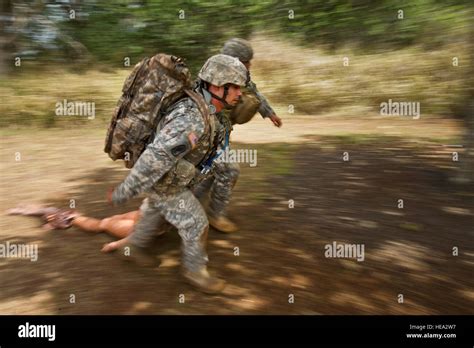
[0,0,13,75]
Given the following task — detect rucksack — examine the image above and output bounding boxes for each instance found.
[104,53,211,168]
[229,91,261,125]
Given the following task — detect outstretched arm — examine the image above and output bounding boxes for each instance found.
[246,79,282,127]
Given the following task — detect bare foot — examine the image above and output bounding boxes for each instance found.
[101,238,129,253]
[101,242,118,253]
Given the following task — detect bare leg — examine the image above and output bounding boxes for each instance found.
[101,236,131,253]
[8,203,140,241]
[101,199,174,254]
[72,216,102,232]
[73,211,140,239]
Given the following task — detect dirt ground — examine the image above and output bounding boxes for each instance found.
[0,113,473,314]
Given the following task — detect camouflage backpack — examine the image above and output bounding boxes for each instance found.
[104,54,210,168]
[229,91,261,125]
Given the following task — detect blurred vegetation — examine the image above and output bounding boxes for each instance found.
[273,0,472,51]
[0,0,472,127]
[3,0,471,66]
[251,34,470,116]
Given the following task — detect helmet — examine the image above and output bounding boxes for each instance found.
[221,38,254,62]
[198,54,248,87]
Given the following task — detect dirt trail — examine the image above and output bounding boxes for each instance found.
[231,111,462,144]
[0,115,472,314]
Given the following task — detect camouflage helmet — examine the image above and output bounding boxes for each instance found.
[198,54,248,87]
[221,38,254,62]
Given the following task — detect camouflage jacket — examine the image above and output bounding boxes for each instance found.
[246,73,275,119]
[111,96,225,204]
[214,73,275,125]
[221,75,275,125]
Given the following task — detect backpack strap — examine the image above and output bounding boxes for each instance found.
[184,89,215,148]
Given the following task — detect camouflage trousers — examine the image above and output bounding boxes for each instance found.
[129,189,209,273]
[193,161,240,218]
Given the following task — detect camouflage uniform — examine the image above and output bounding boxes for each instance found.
[111,54,247,288]
[245,77,276,119]
[221,38,275,120]
[194,38,276,222]
[200,77,275,217]
[112,97,225,272]
[193,111,239,218]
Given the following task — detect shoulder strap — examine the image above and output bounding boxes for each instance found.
[184,89,215,145]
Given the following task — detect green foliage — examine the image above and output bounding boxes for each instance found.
[8,0,472,66]
[61,0,261,73]
[257,0,471,51]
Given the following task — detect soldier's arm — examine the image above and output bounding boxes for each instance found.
[246,79,276,119]
[111,106,205,205]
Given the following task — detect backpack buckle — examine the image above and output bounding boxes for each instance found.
[200,165,211,175]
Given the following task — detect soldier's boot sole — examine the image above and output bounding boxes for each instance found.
[183,270,226,295]
[208,215,238,233]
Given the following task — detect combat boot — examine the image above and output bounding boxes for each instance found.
[208,215,238,233]
[117,244,157,267]
[183,268,226,294]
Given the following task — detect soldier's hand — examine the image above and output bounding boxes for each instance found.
[269,114,282,127]
[106,187,114,205]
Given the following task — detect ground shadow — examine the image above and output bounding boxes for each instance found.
[1,135,473,314]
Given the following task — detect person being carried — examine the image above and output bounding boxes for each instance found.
[6,204,139,248]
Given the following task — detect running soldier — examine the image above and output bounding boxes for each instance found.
[108,54,248,294]
[195,38,282,233]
